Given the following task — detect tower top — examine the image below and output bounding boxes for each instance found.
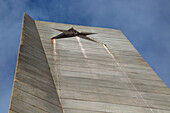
[9,13,170,113]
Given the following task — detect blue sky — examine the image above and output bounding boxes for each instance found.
[0,0,170,112]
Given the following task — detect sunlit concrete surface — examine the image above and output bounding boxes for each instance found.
[9,13,170,113]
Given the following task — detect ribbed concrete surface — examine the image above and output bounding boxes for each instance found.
[10,13,170,113]
[35,20,170,113]
[9,13,63,113]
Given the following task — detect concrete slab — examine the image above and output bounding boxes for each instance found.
[10,13,170,113]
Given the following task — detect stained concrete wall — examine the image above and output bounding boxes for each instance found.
[10,13,170,113]
[9,13,63,113]
[35,20,170,113]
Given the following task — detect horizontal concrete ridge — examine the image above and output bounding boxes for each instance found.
[10,13,170,113]
[9,13,63,113]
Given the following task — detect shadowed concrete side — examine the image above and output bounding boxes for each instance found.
[9,13,63,113]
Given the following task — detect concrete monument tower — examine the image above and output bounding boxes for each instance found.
[9,13,170,113]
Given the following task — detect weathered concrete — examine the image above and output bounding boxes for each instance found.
[9,13,170,113]
[9,13,63,113]
[35,20,170,113]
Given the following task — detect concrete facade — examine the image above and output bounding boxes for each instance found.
[9,13,170,113]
